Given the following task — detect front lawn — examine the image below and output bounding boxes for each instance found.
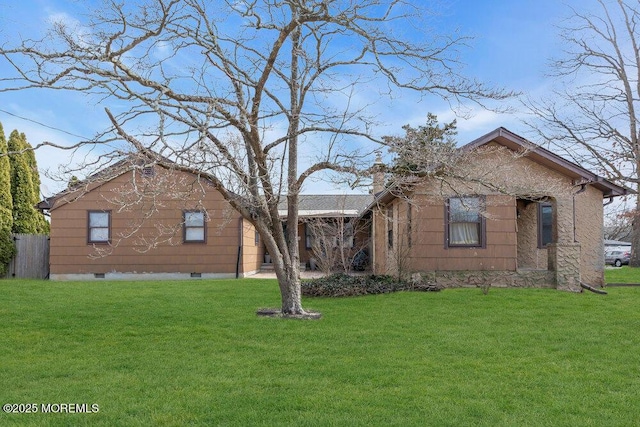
[605,265,640,284]
[1,279,639,426]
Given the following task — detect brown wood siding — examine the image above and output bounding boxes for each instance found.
[49,169,242,275]
[241,218,263,274]
[374,194,518,274]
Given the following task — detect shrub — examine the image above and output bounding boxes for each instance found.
[0,232,15,276]
[301,273,440,297]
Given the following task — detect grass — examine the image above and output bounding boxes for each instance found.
[1,279,640,426]
[605,265,640,284]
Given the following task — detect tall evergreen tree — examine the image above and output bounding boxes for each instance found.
[8,130,40,234]
[0,123,16,276]
[19,133,49,233]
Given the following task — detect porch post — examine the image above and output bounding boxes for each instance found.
[548,196,581,292]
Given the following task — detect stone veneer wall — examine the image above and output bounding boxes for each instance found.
[547,242,582,292]
[574,186,606,287]
[415,270,556,289]
[516,201,548,270]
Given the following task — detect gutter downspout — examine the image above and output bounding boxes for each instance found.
[235,217,243,279]
[371,211,375,274]
[572,182,588,243]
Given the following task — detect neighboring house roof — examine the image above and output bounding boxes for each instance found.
[369,126,630,208]
[278,194,373,218]
[604,239,631,246]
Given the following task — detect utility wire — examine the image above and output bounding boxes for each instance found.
[0,107,89,139]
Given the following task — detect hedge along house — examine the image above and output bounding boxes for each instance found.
[38,154,263,280]
[369,127,629,290]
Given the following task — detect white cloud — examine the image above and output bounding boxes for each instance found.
[46,11,94,48]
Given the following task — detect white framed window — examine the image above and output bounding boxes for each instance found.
[184,210,206,243]
[88,211,111,244]
[446,197,485,248]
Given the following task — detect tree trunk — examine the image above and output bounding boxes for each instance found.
[630,193,640,267]
[269,250,318,318]
[275,261,303,315]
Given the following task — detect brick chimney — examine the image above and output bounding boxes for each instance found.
[373,151,384,195]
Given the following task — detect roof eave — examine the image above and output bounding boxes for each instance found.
[465,127,631,198]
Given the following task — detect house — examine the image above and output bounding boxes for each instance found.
[369,127,629,290]
[38,155,263,280]
[39,127,627,287]
[604,239,631,253]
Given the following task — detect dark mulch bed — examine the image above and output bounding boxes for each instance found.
[256,308,322,319]
[301,273,440,297]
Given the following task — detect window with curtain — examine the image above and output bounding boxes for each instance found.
[88,210,111,244]
[447,197,484,247]
[183,210,206,243]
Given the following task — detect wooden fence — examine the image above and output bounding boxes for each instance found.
[7,234,50,279]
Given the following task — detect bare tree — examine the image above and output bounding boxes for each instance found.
[386,200,413,283]
[305,214,370,274]
[0,0,511,317]
[382,117,570,202]
[604,202,633,242]
[524,0,640,265]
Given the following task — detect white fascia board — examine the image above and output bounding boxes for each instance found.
[278,209,360,217]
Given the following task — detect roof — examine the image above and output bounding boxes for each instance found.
[38,154,373,219]
[604,239,631,246]
[463,127,630,198]
[278,194,373,218]
[370,126,630,208]
[37,152,179,211]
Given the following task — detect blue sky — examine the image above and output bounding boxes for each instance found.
[0,0,591,196]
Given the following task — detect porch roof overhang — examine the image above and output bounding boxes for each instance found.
[278,209,362,218]
[277,194,373,219]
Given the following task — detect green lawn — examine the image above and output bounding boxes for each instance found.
[605,266,640,284]
[1,279,640,426]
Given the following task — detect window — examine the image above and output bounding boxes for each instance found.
[305,220,353,250]
[446,197,485,248]
[342,221,355,248]
[184,211,206,243]
[305,223,313,250]
[538,203,553,248]
[88,211,111,244]
[254,229,260,246]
